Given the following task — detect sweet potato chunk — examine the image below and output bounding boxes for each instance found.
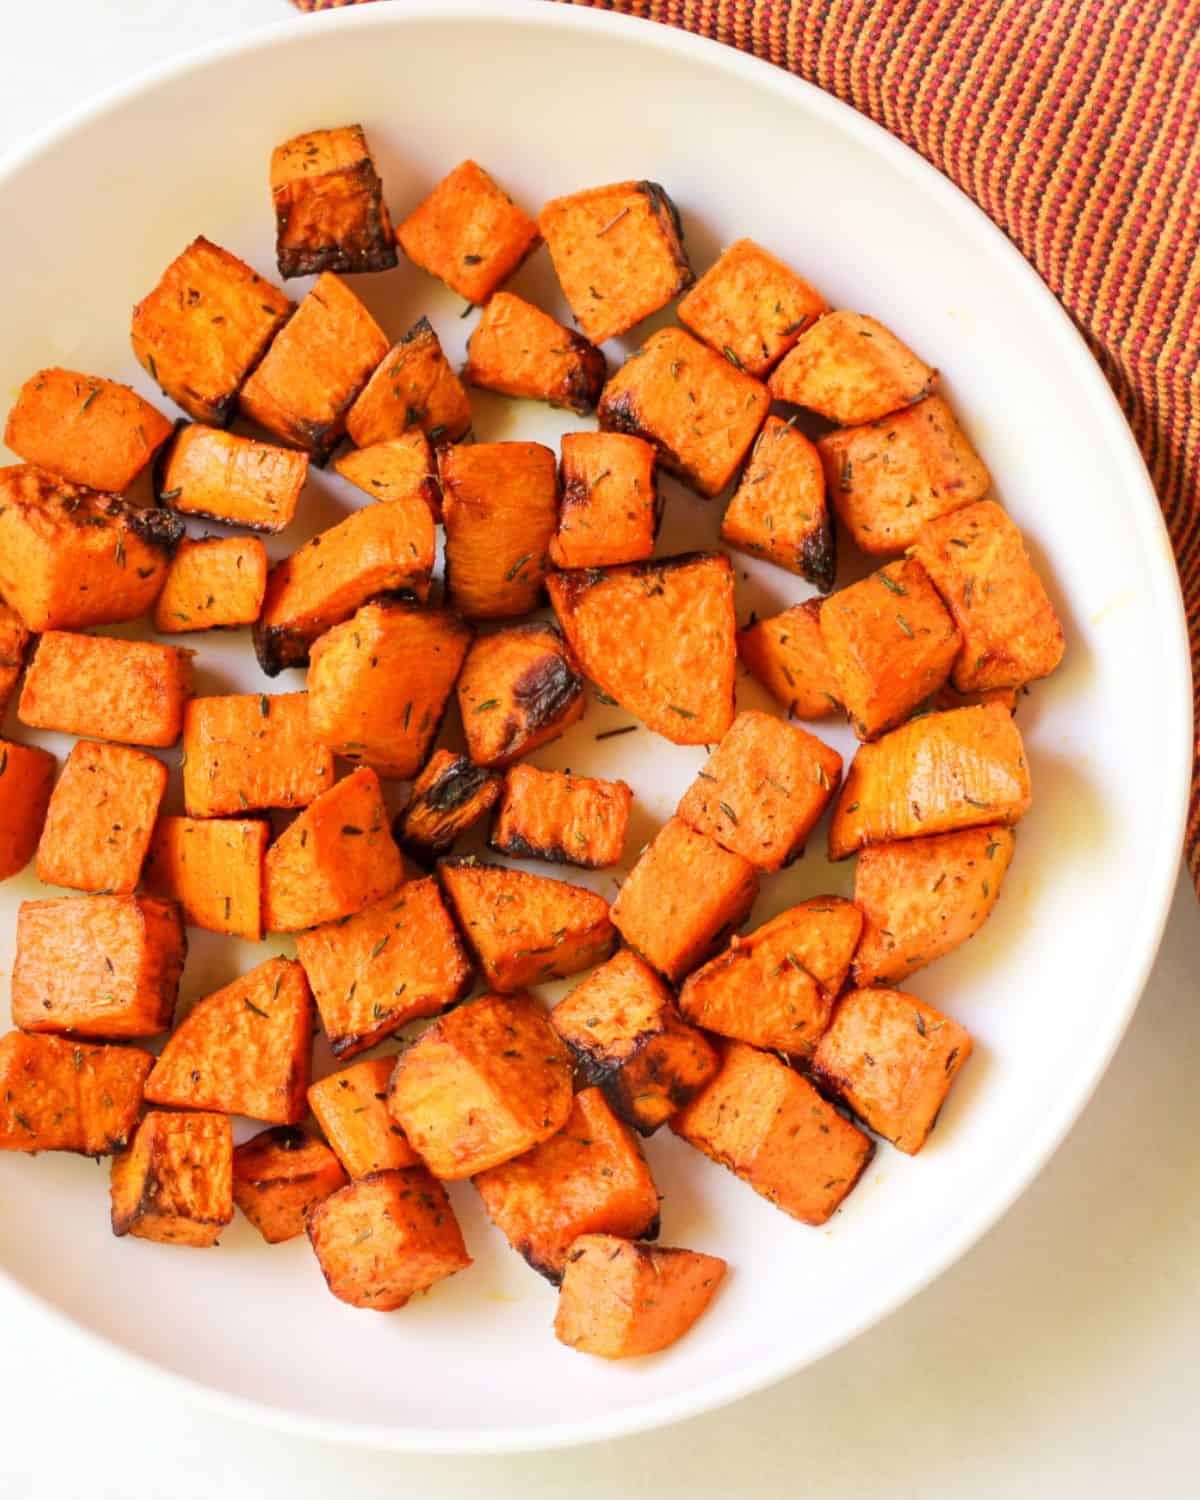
[599,327,769,497]
[334,430,441,520]
[397,159,540,305]
[678,238,827,377]
[308,1167,471,1309]
[395,750,501,864]
[306,600,472,778]
[456,623,584,768]
[131,236,293,426]
[271,124,397,278]
[611,817,758,983]
[438,857,615,992]
[0,1032,153,1155]
[143,816,269,942]
[386,992,573,1179]
[674,1041,874,1223]
[111,1110,233,1247]
[547,552,735,745]
[556,1236,726,1359]
[464,292,606,414]
[156,424,308,532]
[36,740,167,894]
[768,311,936,425]
[549,431,659,570]
[153,536,267,634]
[737,601,840,720]
[539,180,693,344]
[721,415,834,591]
[181,692,334,817]
[828,702,1031,858]
[346,318,473,449]
[475,1088,660,1282]
[0,599,32,720]
[296,876,472,1058]
[910,499,1066,692]
[491,765,632,869]
[818,395,989,553]
[239,271,389,462]
[19,632,192,748]
[551,949,718,1134]
[440,441,558,620]
[233,1126,347,1244]
[308,1056,421,1178]
[0,740,55,882]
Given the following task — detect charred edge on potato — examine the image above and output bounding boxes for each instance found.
[801,511,836,596]
[276,161,398,280]
[634,181,695,294]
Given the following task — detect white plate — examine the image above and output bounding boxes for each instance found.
[0,0,1190,1455]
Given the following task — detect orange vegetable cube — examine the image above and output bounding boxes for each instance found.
[19,632,192,748]
[0,598,32,720]
[153,536,267,634]
[464,292,606,414]
[181,692,334,818]
[233,1126,347,1244]
[549,431,659,570]
[0,740,55,882]
[334,430,441,520]
[110,1110,233,1247]
[768,311,936,425]
[0,1032,154,1155]
[395,750,502,864]
[156,424,308,532]
[737,601,841,720]
[721,415,834,591]
[345,317,473,449]
[456,623,585,768]
[271,123,397,278]
[143,815,269,942]
[491,764,632,869]
[308,1056,421,1178]
[36,740,167,894]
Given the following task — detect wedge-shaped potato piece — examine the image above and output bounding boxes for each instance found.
[721,415,834,592]
[111,1110,233,1247]
[556,1235,726,1359]
[737,601,841,720]
[143,816,269,942]
[154,536,267,634]
[271,124,397,278]
[599,328,769,497]
[308,1056,421,1178]
[308,1167,472,1309]
[551,948,719,1134]
[0,599,32,720]
[395,750,502,864]
[131,236,293,426]
[464,292,606,414]
[157,424,308,532]
[491,765,632,869]
[549,431,659,570]
[811,987,973,1154]
[539,180,693,344]
[0,740,55,882]
[820,558,961,741]
[475,1087,660,1282]
[852,826,1015,986]
[679,897,862,1057]
[334,430,441,520]
[0,466,181,632]
[233,1126,347,1244]
[239,272,389,463]
[264,767,404,933]
[253,500,434,676]
[457,623,584,768]
[346,317,473,449]
[547,552,735,745]
[829,702,1031,859]
[768,311,935,425]
[678,238,827,377]
[611,817,758,983]
[0,1032,154,1155]
[818,395,989,553]
[36,740,167,894]
[677,710,842,871]
[397,159,540,304]
[307,600,472,778]
[673,1040,874,1224]
[296,876,472,1059]
[181,692,334,817]
[20,632,192,748]
[438,857,616,992]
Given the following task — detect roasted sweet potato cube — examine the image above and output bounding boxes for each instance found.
[345,318,473,449]
[556,1236,726,1358]
[829,702,1031,858]
[539,180,693,344]
[143,816,269,942]
[611,817,758,983]
[239,272,389,463]
[271,124,397,278]
[491,765,632,869]
[308,1167,471,1309]
[818,395,989,553]
[678,238,827,377]
[820,558,961,741]
[547,552,736,745]
[549,431,659,570]
[308,1056,421,1177]
[438,857,615,993]
[36,740,167,894]
[551,949,719,1134]
[737,601,841,720]
[440,442,557,620]
[464,292,606,414]
[910,499,1066,692]
[0,1032,154,1155]
[386,992,573,1178]
[20,632,192,748]
[599,328,769,498]
[456,623,584,768]
[395,750,502,864]
[398,159,539,303]
[307,601,472,778]
[253,500,434,676]
[296,876,472,1058]
[233,1126,347,1244]
[0,599,32,720]
[153,536,268,634]
[0,740,55,882]
[110,1110,233,1247]
[131,236,293,426]
[156,424,308,532]
[334,431,441,520]
[721,415,834,591]
[768,311,936,425]
[475,1087,660,1282]
[812,987,972,1153]
[181,692,334,817]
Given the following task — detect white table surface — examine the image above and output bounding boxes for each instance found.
[2,4,1198,1496]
